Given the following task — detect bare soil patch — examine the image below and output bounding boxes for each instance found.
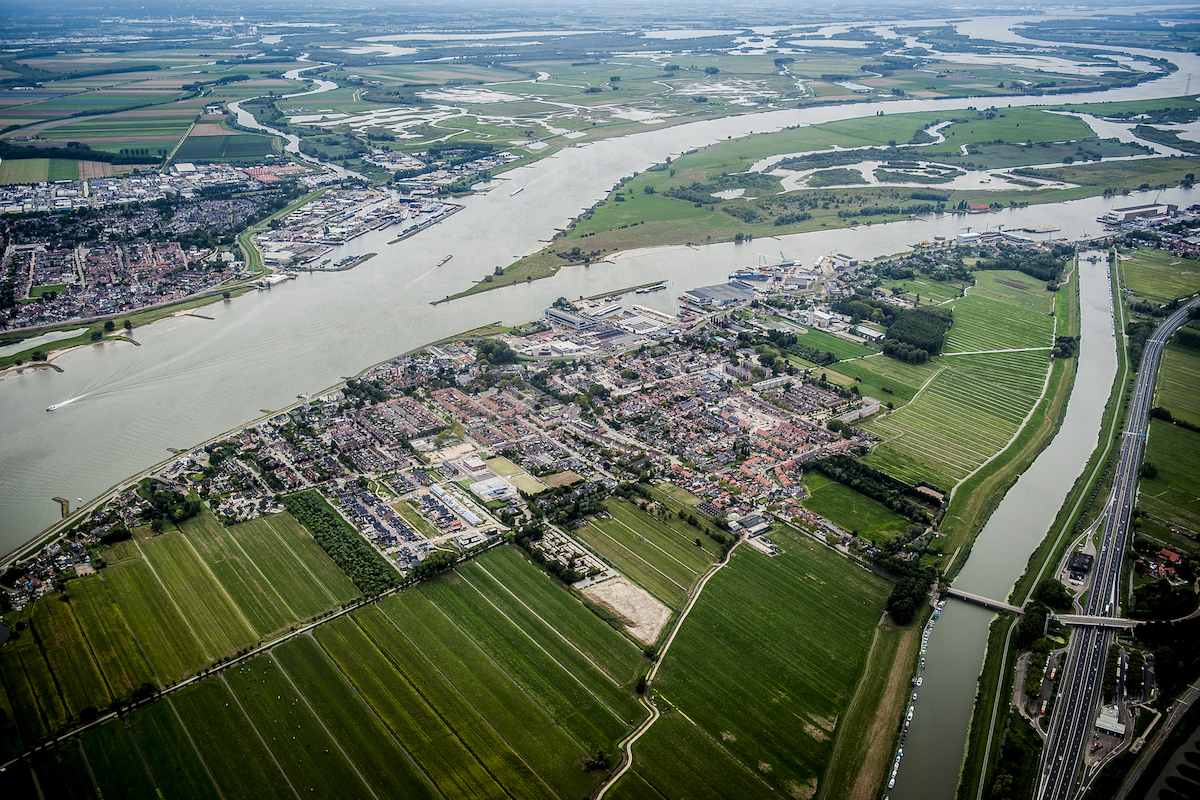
[580,576,671,645]
[190,124,230,137]
[544,470,583,487]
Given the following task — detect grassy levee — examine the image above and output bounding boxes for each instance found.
[610,707,780,800]
[474,547,645,682]
[126,701,222,800]
[65,575,155,702]
[80,719,159,800]
[313,614,508,799]
[420,573,631,752]
[455,562,645,719]
[177,510,296,638]
[272,635,440,800]
[29,740,98,800]
[650,525,889,799]
[0,634,68,741]
[170,680,295,800]
[29,595,112,719]
[381,590,603,799]
[225,655,374,799]
[352,605,559,800]
[138,531,258,658]
[824,625,921,800]
[957,255,1131,800]
[102,560,208,683]
[236,512,361,607]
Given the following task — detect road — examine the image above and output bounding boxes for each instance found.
[1035,295,1200,800]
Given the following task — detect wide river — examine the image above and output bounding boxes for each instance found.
[0,16,1193,796]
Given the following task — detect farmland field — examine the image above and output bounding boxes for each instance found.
[173,133,277,161]
[225,655,374,799]
[789,325,877,361]
[272,635,439,800]
[1156,344,1200,426]
[251,511,362,605]
[1139,419,1200,533]
[576,499,718,608]
[314,614,508,799]
[381,589,602,798]
[102,560,208,683]
[650,525,890,798]
[0,679,22,758]
[1120,247,1200,302]
[827,355,940,404]
[139,531,257,658]
[613,709,780,800]
[800,472,912,542]
[0,159,79,185]
[170,681,295,800]
[941,294,1054,353]
[353,605,559,800]
[29,595,111,718]
[0,634,67,739]
[420,575,632,752]
[177,510,294,637]
[29,740,97,800]
[81,720,159,800]
[126,702,222,800]
[66,575,155,701]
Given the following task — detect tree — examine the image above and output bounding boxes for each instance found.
[104,320,115,332]
[123,320,132,330]
[704,66,720,75]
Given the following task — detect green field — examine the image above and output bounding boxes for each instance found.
[126,702,222,800]
[884,276,968,304]
[29,595,111,718]
[828,355,940,405]
[0,634,66,742]
[1139,419,1200,533]
[225,655,374,798]
[787,324,877,360]
[139,530,257,659]
[173,133,277,161]
[485,456,523,476]
[66,575,155,701]
[0,676,22,759]
[1119,247,1200,302]
[800,472,912,542]
[1157,344,1200,427]
[381,588,602,798]
[649,525,890,798]
[81,720,159,800]
[171,681,295,800]
[578,499,718,608]
[314,613,510,799]
[102,559,208,683]
[420,574,632,753]
[29,740,97,800]
[272,635,440,800]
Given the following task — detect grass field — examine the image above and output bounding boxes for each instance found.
[29,595,111,718]
[0,159,81,185]
[0,634,65,742]
[173,133,277,162]
[1119,247,1200,302]
[272,635,440,800]
[225,655,374,798]
[649,525,890,798]
[612,708,780,800]
[800,472,912,542]
[381,588,602,798]
[789,325,877,361]
[102,560,208,683]
[420,574,631,753]
[0,678,22,759]
[66,575,155,701]
[126,701,222,800]
[81,720,159,800]
[485,456,523,476]
[1139,419,1200,533]
[170,681,295,800]
[314,614,510,799]
[29,740,97,800]
[884,276,968,304]
[139,531,257,659]
[1156,344,1200,427]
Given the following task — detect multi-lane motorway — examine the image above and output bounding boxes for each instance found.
[1036,292,1200,800]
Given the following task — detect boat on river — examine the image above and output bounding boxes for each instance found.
[437,255,453,266]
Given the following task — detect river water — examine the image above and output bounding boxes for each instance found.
[890,253,1119,799]
[0,15,1192,795]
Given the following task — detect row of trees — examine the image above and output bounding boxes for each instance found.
[280,490,400,596]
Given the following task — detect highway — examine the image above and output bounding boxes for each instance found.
[1035,293,1200,800]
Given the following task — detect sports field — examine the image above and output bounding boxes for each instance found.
[1119,247,1200,302]
[647,525,890,798]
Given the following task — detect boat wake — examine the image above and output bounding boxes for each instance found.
[46,394,85,411]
